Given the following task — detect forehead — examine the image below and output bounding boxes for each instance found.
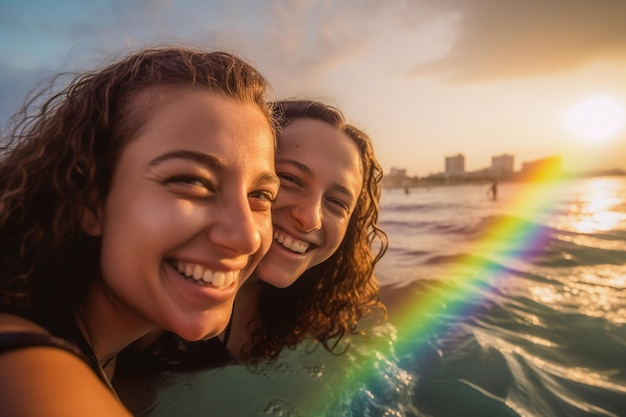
[123,87,276,170]
[279,118,360,159]
[278,118,363,191]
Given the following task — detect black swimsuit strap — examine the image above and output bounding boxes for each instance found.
[65,325,118,395]
[0,331,83,357]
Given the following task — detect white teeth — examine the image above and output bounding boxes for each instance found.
[212,271,226,287]
[202,269,213,283]
[273,231,310,254]
[175,261,239,288]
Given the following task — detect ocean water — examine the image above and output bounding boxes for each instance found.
[128,176,625,417]
[376,176,626,417]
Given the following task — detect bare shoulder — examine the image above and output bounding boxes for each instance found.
[0,314,132,416]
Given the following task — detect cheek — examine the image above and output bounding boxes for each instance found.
[326,220,351,254]
[110,190,197,232]
[256,212,274,255]
[99,197,191,262]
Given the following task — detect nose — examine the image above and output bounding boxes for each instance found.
[291,195,322,233]
[209,197,263,255]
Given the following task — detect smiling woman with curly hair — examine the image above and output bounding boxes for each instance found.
[0,45,280,416]
[235,99,389,362]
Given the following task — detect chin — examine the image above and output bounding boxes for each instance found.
[256,264,298,289]
[271,280,296,289]
[171,310,232,341]
[260,273,298,289]
[175,323,225,342]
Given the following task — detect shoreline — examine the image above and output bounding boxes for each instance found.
[382,170,626,192]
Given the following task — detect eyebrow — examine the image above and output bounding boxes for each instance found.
[276,158,356,200]
[148,150,224,172]
[277,159,312,177]
[149,149,280,188]
[258,171,282,189]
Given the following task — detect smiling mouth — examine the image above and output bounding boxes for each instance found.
[273,231,311,254]
[172,260,239,288]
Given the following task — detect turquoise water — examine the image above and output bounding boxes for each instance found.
[125,176,626,417]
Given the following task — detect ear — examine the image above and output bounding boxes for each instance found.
[78,203,103,237]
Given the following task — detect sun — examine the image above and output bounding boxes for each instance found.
[564,96,626,144]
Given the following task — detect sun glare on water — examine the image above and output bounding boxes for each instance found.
[564,96,626,144]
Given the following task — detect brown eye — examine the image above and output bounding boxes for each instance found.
[278,172,301,187]
[248,190,275,211]
[326,196,351,215]
[251,190,275,203]
[166,175,215,197]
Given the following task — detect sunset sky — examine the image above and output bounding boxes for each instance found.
[1,0,625,177]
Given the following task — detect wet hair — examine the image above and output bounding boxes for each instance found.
[242,99,388,362]
[0,46,275,330]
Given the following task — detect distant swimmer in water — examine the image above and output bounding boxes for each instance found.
[488,181,498,201]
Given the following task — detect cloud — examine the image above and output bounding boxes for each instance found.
[407,0,626,82]
[7,0,625,122]
[227,0,373,96]
[57,0,371,96]
[0,0,373,122]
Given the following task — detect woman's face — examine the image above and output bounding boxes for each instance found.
[82,87,279,341]
[254,118,363,288]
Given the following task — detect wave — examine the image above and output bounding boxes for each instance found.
[381,202,481,213]
[380,219,477,236]
[381,260,626,417]
[404,213,626,267]
[375,179,626,416]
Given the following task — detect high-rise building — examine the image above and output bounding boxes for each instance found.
[491,154,514,177]
[445,153,465,177]
[389,167,407,177]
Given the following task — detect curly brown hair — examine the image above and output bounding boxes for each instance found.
[241,99,388,362]
[0,46,275,331]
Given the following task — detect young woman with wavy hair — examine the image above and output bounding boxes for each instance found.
[0,46,280,416]
[231,99,389,363]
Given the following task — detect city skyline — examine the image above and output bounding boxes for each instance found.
[1,1,626,177]
[388,149,624,181]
